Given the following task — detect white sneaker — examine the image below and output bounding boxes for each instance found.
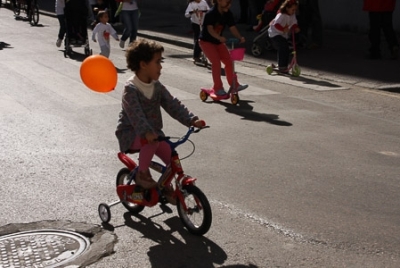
[56,39,62,47]
[119,39,125,49]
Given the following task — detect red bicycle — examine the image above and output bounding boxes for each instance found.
[98,125,212,236]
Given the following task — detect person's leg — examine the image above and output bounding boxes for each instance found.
[192,23,201,59]
[368,12,382,58]
[309,0,323,47]
[199,40,224,90]
[272,35,289,70]
[154,141,171,166]
[120,10,132,42]
[100,45,110,58]
[380,11,399,51]
[130,137,158,189]
[129,9,139,43]
[57,14,66,40]
[218,43,237,87]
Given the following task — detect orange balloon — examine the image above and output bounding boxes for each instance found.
[80,55,117,93]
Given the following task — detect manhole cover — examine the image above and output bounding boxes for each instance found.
[0,229,90,268]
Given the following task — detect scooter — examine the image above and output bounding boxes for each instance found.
[266,30,301,77]
[200,38,246,106]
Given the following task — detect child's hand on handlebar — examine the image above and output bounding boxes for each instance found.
[219,36,227,43]
[192,119,206,128]
[239,36,245,44]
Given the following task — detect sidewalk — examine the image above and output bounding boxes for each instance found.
[35,1,400,91]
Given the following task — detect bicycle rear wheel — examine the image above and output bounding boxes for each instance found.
[116,168,145,214]
[29,2,39,25]
[177,185,212,236]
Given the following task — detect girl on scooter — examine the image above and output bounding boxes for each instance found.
[268,0,300,73]
[199,0,248,96]
[115,39,205,196]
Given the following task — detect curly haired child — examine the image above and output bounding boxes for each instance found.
[115,39,205,204]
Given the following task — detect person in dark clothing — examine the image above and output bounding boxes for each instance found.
[363,0,399,59]
[298,0,323,49]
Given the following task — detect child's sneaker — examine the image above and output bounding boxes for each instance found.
[193,57,202,63]
[119,39,125,49]
[135,170,157,189]
[214,89,227,96]
[236,84,248,91]
[56,39,62,47]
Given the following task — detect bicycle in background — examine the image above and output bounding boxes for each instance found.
[13,0,39,26]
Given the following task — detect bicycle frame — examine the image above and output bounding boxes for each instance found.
[117,127,202,210]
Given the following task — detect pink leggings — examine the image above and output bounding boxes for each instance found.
[199,40,238,90]
[131,136,171,172]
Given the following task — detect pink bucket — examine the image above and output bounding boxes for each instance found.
[230,48,246,61]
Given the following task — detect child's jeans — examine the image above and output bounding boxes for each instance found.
[199,40,238,90]
[100,45,110,58]
[130,136,171,172]
[120,9,140,43]
[271,35,289,69]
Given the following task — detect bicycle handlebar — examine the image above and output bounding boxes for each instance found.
[158,125,209,150]
[140,120,208,150]
[226,38,240,45]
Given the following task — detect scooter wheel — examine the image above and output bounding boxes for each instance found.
[231,94,239,105]
[98,203,111,223]
[292,64,301,77]
[266,65,273,75]
[200,91,208,101]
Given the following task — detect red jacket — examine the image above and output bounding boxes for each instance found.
[363,0,396,12]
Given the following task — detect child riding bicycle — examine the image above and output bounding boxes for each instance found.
[115,39,205,203]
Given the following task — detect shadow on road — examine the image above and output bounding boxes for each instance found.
[0,42,12,50]
[122,212,232,267]
[208,100,293,126]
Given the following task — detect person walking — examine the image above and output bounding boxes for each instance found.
[185,0,210,63]
[92,10,119,58]
[298,0,323,49]
[199,0,248,96]
[55,0,66,47]
[363,0,399,59]
[117,0,140,49]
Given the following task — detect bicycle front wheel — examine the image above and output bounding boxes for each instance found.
[30,2,39,25]
[177,185,212,236]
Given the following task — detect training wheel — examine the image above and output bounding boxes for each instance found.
[231,94,239,105]
[199,91,208,101]
[266,65,273,75]
[98,203,111,223]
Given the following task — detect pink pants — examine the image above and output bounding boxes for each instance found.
[131,136,171,172]
[199,40,238,90]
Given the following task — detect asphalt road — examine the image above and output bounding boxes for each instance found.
[1,8,400,268]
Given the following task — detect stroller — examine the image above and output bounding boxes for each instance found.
[251,0,283,57]
[64,0,92,58]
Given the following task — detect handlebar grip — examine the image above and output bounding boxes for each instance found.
[226,38,240,45]
[198,120,206,127]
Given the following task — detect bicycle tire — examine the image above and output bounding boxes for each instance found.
[177,185,212,236]
[116,168,145,214]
